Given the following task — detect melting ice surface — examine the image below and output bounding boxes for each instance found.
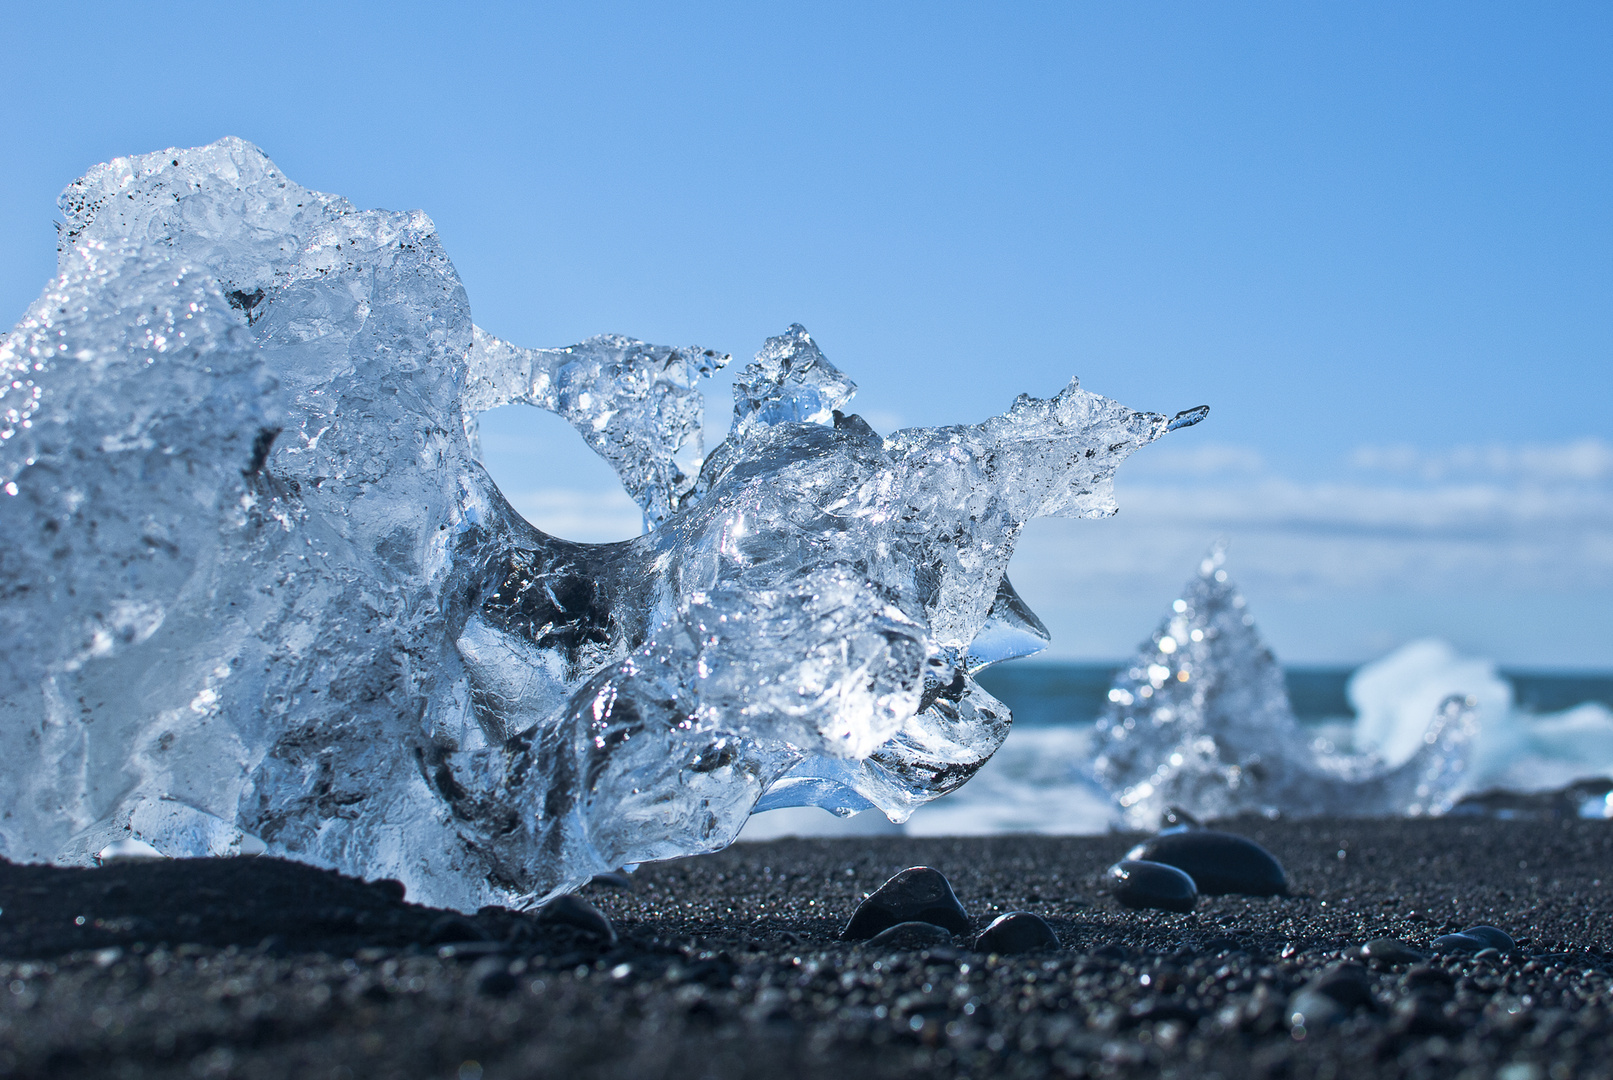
[1091,547,1479,829]
[0,139,1205,909]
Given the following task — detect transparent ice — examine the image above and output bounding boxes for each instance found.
[0,139,1204,909]
[1091,546,1477,828]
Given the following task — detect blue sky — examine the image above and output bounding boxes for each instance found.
[3,3,1609,666]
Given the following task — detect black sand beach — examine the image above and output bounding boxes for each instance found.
[4,817,1612,1079]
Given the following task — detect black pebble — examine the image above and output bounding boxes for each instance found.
[865,921,954,949]
[370,878,406,903]
[1392,993,1463,1036]
[1124,830,1287,896]
[840,866,971,940]
[538,894,618,946]
[426,914,489,945]
[1430,933,1485,953]
[974,911,1060,954]
[1287,988,1346,1029]
[1288,962,1374,1030]
[589,870,634,890]
[1108,860,1197,913]
[1460,924,1517,952]
[1306,962,1375,1009]
[1404,964,1455,996]
[1360,937,1426,964]
[471,956,519,997]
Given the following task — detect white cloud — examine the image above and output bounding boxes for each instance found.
[504,488,644,544]
[1352,437,1613,482]
[1122,442,1265,477]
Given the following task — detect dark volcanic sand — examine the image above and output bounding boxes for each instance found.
[3,818,1612,1079]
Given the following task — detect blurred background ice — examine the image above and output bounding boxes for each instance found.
[740,639,1613,839]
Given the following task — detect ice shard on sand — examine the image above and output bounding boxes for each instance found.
[1092,546,1477,829]
[0,139,1205,909]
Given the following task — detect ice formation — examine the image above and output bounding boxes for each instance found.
[0,139,1205,909]
[1091,547,1478,828]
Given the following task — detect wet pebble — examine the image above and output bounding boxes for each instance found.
[1287,988,1347,1030]
[1124,830,1287,896]
[589,870,634,890]
[1108,860,1197,913]
[1289,963,1374,1031]
[1460,924,1517,952]
[1429,932,1482,953]
[426,914,490,945]
[1392,992,1463,1036]
[973,911,1060,954]
[865,921,954,949]
[1307,962,1375,1009]
[537,894,618,946]
[1360,937,1426,964]
[1404,964,1455,997]
[370,878,406,903]
[471,956,519,997]
[840,866,971,940]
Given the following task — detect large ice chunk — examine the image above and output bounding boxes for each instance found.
[0,139,1203,908]
[1092,546,1477,827]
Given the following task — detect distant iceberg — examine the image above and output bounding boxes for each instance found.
[1091,546,1478,828]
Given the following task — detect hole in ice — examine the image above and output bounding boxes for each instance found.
[473,404,644,543]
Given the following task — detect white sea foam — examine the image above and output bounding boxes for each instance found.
[1349,640,1613,796]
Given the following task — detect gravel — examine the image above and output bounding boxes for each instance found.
[3,816,1612,1079]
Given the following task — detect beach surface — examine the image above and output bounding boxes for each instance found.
[3,817,1612,1079]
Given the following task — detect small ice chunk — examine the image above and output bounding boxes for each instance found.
[1092,544,1478,827]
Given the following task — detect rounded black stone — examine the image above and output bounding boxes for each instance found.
[1391,993,1464,1036]
[1287,988,1346,1030]
[840,866,971,940]
[538,893,618,946]
[974,911,1060,954]
[865,921,954,949]
[1108,859,1197,913]
[1460,925,1517,952]
[426,914,490,945]
[1430,933,1485,953]
[1360,938,1427,964]
[1405,965,1455,994]
[471,956,519,997]
[1306,962,1374,1008]
[370,878,406,903]
[1124,830,1287,896]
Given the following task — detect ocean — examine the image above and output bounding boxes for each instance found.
[974,661,1613,728]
